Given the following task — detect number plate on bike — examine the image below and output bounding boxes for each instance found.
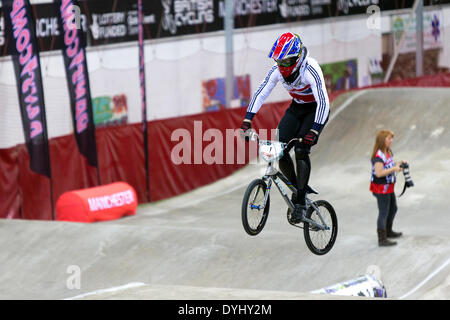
[259,140,284,162]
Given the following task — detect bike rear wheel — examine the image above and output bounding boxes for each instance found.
[303,200,338,255]
[241,179,270,236]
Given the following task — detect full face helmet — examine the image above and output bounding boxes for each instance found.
[268,32,306,83]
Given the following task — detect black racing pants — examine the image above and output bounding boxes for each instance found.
[277,100,327,205]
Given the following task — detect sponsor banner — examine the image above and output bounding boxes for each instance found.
[2,0,450,56]
[202,74,251,111]
[3,0,51,177]
[87,189,135,212]
[92,94,128,127]
[311,274,387,298]
[393,10,444,54]
[0,0,156,55]
[321,59,358,94]
[55,0,98,167]
[158,0,217,37]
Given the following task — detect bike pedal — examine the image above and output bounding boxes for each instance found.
[289,215,303,224]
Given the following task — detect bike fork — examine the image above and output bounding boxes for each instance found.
[302,199,329,231]
[260,178,271,209]
[250,179,272,210]
[309,200,329,229]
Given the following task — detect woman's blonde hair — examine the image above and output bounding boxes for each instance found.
[371,130,394,160]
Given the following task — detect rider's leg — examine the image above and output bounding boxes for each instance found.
[277,103,301,193]
[279,153,297,190]
[294,144,311,206]
[287,144,310,223]
[293,110,315,205]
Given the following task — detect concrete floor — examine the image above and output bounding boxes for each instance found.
[0,88,449,300]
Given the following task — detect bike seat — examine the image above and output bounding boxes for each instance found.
[306,185,318,194]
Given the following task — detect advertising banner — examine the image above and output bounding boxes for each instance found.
[2,0,449,56]
[392,9,444,54]
[202,74,251,112]
[3,0,51,177]
[55,0,98,167]
[92,94,128,127]
[321,59,358,94]
[311,274,387,298]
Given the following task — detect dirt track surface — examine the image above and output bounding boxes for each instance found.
[0,88,449,300]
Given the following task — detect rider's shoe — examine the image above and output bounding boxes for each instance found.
[289,204,307,224]
[287,193,298,220]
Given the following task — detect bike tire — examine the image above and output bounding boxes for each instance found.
[241,179,270,236]
[303,200,338,255]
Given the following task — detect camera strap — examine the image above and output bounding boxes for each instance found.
[398,174,413,197]
[398,183,408,197]
[398,163,414,198]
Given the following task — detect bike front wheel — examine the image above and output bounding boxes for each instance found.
[241,179,270,236]
[303,200,338,255]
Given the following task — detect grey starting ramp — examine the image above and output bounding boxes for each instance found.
[0,88,449,300]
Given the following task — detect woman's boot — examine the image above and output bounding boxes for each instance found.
[386,221,403,238]
[377,229,397,246]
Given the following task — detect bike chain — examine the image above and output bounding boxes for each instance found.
[288,219,317,231]
[288,220,304,229]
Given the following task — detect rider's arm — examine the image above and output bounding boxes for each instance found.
[304,59,330,134]
[244,65,280,121]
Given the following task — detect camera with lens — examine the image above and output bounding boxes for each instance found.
[399,162,414,188]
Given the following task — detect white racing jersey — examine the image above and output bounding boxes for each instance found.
[246,51,330,132]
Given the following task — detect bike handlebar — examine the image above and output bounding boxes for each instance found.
[285,137,302,150]
[246,131,302,151]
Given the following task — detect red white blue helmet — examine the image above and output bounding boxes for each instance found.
[268,32,305,80]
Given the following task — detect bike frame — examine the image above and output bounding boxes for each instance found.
[246,131,330,231]
[258,162,329,231]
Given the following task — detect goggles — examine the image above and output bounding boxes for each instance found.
[275,55,299,67]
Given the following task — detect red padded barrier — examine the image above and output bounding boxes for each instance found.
[146,103,282,202]
[56,182,137,222]
[0,147,21,219]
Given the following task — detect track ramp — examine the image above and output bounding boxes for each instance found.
[0,88,449,300]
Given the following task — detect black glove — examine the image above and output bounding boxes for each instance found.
[240,120,252,141]
[241,119,251,132]
[302,129,318,147]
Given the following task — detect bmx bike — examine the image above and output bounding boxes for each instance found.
[241,131,338,255]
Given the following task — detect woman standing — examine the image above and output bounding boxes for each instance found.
[370,130,406,247]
